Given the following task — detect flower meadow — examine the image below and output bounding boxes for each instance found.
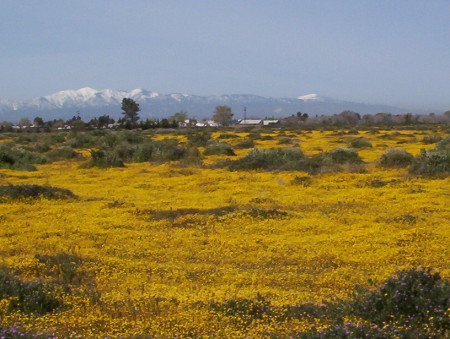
[0,126,449,338]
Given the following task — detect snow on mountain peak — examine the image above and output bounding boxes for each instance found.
[297,94,324,101]
[77,87,98,95]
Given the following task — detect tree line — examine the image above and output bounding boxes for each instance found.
[1,97,449,132]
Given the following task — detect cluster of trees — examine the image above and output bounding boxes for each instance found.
[2,97,449,132]
[284,110,450,126]
[0,98,236,132]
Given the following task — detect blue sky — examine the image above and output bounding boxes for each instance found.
[1,0,449,110]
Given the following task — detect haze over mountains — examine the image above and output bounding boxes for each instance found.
[0,87,428,122]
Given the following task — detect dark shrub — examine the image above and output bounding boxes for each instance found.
[294,322,424,339]
[81,150,125,168]
[378,148,414,167]
[0,184,77,202]
[34,142,51,153]
[187,131,211,147]
[324,147,362,164]
[235,138,255,149]
[203,142,236,156]
[259,135,275,141]
[422,134,442,144]
[138,139,186,162]
[116,130,144,144]
[178,147,202,166]
[350,137,372,148]
[50,133,66,143]
[291,176,313,186]
[65,132,96,148]
[46,146,80,161]
[146,206,237,221]
[244,208,288,219]
[0,143,47,171]
[218,133,238,139]
[228,148,308,171]
[111,141,136,162]
[347,128,359,134]
[100,131,120,148]
[352,268,449,326]
[14,135,35,144]
[278,137,294,144]
[409,148,450,175]
[0,267,62,314]
[436,136,450,151]
[292,267,449,338]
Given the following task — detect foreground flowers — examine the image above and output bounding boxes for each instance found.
[0,127,448,337]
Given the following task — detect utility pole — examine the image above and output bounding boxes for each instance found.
[244,107,247,122]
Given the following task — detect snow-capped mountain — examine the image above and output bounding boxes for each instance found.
[0,87,412,122]
[297,93,328,102]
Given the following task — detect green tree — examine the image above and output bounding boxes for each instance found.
[33,117,44,127]
[19,118,31,128]
[170,111,188,124]
[212,105,233,126]
[0,121,13,132]
[88,115,115,129]
[121,98,140,125]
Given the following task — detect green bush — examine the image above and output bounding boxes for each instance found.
[187,131,211,147]
[228,148,310,171]
[115,130,144,144]
[203,142,236,156]
[323,147,362,164]
[50,133,67,143]
[46,146,80,161]
[225,147,362,174]
[34,142,51,153]
[378,148,414,167]
[436,136,450,151]
[133,139,186,162]
[409,148,450,175]
[110,141,136,162]
[65,132,97,148]
[0,143,47,171]
[81,150,125,168]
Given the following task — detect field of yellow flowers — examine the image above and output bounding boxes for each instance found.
[0,127,449,337]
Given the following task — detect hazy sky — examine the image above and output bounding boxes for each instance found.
[1,0,449,110]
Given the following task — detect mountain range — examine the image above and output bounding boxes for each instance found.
[0,87,422,122]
